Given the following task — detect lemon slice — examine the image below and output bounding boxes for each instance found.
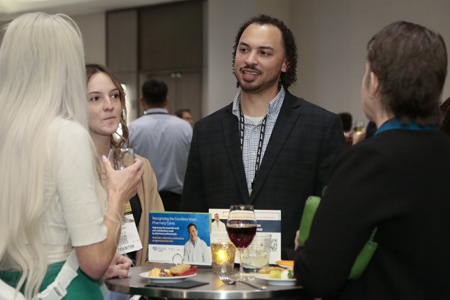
[269,270,282,279]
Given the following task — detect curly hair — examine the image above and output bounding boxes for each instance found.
[232,14,297,89]
[86,63,129,148]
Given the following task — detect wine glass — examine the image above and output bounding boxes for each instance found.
[353,121,365,135]
[226,204,257,281]
[108,148,135,170]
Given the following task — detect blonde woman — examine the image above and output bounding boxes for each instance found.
[86,63,164,267]
[0,13,143,299]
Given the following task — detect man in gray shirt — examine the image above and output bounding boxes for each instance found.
[129,79,192,211]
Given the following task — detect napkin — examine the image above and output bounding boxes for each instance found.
[145,280,209,289]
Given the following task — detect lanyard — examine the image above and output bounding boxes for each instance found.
[144,112,168,115]
[239,103,267,189]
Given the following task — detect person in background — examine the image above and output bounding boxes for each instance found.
[86,63,164,268]
[338,112,352,132]
[338,112,368,146]
[129,79,192,212]
[294,21,450,299]
[211,213,226,232]
[183,223,211,264]
[338,112,353,147]
[181,14,345,260]
[174,108,193,125]
[0,13,143,299]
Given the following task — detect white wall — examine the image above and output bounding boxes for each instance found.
[72,0,450,125]
[290,0,450,125]
[205,0,292,116]
[72,12,106,65]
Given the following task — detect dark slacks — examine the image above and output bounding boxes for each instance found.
[158,191,181,212]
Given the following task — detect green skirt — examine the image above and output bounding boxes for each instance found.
[0,261,104,299]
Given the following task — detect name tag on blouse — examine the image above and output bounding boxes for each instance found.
[117,203,143,254]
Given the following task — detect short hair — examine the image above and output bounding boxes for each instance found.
[440,97,450,137]
[232,14,297,89]
[366,21,447,125]
[187,223,197,231]
[338,112,353,132]
[174,108,191,118]
[86,63,128,148]
[142,79,168,106]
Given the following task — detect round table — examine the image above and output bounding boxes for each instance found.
[105,264,307,299]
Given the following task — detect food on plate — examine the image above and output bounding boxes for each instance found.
[269,270,282,279]
[258,266,285,274]
[148,263,195,278]
[280,269,295,279]
[159,269,172,277]
[269,269,295,279]
[178,266,197,277]
[275,260,294,268]
[170,263,191,275]
[149,268,161,277]
[148,267,172,277]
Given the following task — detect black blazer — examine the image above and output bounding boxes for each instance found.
[294,129,450,299]
[181,90,345,258]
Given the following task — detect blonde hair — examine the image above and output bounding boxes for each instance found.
[0,12,106,299]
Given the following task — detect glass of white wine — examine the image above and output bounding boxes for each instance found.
[108,148,135,170]
[353,121,365,135]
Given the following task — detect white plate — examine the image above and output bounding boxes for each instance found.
[276,261,294,268]
[255,276,297,286]
[139,272,196,283]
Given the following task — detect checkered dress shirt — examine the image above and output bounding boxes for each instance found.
[232,87,285,192]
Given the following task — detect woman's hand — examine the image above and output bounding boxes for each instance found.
[352,131,366,145]
[102,156,144,205]
[103,252,132,280]
[76,158,143,280]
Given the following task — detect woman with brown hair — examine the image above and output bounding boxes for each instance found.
[86,63,164,267]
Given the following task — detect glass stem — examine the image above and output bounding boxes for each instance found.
[239,248,244,279]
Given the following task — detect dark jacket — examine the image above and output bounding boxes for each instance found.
[295,128,450,299]
[181,90,345,259]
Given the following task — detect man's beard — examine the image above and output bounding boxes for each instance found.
[237,75,279,93]
[235,66,279,93]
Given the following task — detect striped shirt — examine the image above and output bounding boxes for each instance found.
[232,87,285,193]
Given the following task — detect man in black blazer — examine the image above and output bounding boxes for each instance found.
[181,14,345,259]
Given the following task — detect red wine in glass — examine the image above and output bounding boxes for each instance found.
[226,204,257,281]
[226,225,257,248]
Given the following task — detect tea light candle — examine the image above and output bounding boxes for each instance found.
[217,249,228,262]
[211,242,236,274]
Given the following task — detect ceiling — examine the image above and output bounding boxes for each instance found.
[0,0,183,21]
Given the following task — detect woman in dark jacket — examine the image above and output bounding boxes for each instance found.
[294,21,450,300]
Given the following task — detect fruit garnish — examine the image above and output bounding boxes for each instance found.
[275,260,294,267]
[269,270,282,279]
[280,269,295,279]
[178,266,197,276]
